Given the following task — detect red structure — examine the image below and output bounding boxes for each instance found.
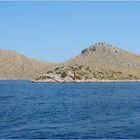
[73,72,76,80]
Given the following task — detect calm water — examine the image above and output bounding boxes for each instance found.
[0,81,140,139]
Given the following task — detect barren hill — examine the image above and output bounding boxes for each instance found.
[1,42,140,80]
[64,42,140,80]
[0,49,55,79]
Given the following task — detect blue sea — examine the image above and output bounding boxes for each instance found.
[0,81,140,139]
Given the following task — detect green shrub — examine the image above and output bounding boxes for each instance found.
[55,67,59,71]
[61,72,67,78]
[47,71,53,74]
[76,75,82,80]
[85,66,90,71]
[78,65,84,69]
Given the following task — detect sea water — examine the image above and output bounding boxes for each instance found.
[0,80,140,139]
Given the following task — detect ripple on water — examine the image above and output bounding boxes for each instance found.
[0,81,140,138]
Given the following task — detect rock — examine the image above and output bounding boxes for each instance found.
[34,65,97,82]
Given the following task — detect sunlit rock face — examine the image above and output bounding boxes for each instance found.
[81,42,120,56]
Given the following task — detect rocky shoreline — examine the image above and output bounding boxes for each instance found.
[31,65,140,83]
[31,79,140,83]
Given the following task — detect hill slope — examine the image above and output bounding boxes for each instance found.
[1,42,140,80]
[63,42,140,80]
[0,49,55,79]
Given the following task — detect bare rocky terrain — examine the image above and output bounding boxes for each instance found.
[1,42,140,80]
[64,42,140,80]
[0,49,55,79]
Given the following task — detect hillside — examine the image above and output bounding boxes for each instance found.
[0,49,55,79]
[1,42,140,80]
[63,42,140,80]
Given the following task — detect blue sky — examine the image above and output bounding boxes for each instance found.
[0,1,140,62]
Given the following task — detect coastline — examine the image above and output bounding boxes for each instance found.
[31,79,140,83]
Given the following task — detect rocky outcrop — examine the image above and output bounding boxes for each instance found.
[33,64,140,82]
[33,65,97,82]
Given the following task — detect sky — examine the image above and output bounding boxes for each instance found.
[0,1,140,63]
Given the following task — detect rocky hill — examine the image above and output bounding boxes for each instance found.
[0,49,55,79]
[1,42,140,80]
[63,42,140,80]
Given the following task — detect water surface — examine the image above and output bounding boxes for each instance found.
[0,80,140,139]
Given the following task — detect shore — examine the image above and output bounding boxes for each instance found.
[31,79,140,83]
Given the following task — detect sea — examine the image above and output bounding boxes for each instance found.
[0,80,140,139]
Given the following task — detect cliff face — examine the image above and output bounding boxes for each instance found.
[0,50,55,79]
[1,42,140,80]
